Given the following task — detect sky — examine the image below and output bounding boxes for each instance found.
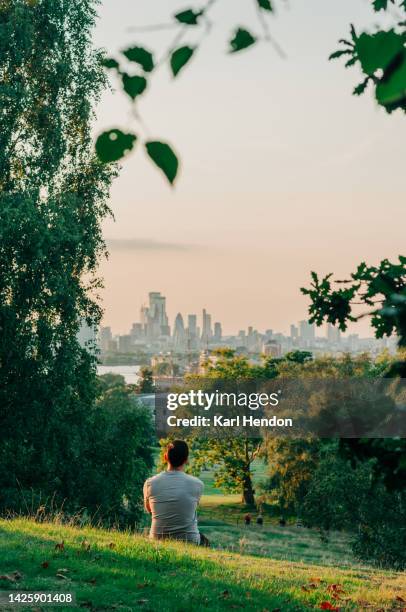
[93,0,405,336]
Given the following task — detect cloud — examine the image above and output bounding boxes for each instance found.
[106,238,199,252]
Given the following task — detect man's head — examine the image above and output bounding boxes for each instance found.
[165,439,189,470]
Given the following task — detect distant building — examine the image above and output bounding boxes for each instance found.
[173,313,186,351]
[263,340,282,358]
[299,320,316,346]
[198,349,221,374]
[107,339,118,353]
[99,326,112,352]
[118,335,133,353]
[187,314,199,350]
[247,326,260,352]
[327,323,341,345]
[201,309,212,344]
[131,322,144,341]
[290,324,299,342]
[213,322,222,343]
[238,330,247,347]
[141,292,170,340]
[188,314,197,336]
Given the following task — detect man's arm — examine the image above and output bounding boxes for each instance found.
[196,479,204,507]
[143,480,151,513]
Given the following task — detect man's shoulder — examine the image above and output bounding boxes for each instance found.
[145,471,165,483]
[183,473,204,490]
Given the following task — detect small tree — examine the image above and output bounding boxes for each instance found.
[192,437,261,507]
[188,350,263,506]
[263,438,321,517]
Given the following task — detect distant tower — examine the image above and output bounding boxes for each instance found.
[147,292,170,339]
[187,314,198,350]
[213,322,222,343]
[299,320,315,346]
[201,309,212,344]
[327,323,341,345]
[290,324,299,342]
[173,313,186,351]
[187,314,197,336]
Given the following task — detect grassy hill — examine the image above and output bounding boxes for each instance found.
[1,518,406,611]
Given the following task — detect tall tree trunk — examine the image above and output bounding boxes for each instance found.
[242,470,256,506]
[242,439,255,506]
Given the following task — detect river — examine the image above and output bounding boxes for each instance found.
[97,365,141,385]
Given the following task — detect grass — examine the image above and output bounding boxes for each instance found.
[198,496,356,568]
[1,518,406,612]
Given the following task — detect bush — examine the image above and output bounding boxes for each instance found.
[73,382,155,527]
[353,485,406,570]
[261,438,321,516]
[303,453,406,569]
[302,453,373,532]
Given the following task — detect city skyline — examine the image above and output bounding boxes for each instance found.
[100,286,387,340]
[97,291,397,360]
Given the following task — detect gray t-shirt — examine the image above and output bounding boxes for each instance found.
[143,471,204,544]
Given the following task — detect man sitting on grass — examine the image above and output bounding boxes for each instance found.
[143,439,209,546]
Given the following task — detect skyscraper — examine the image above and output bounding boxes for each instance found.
[187,314,199,350]
[187,314,197,337]
[213,322,222,343]
[327,323,341,344]
[173,313,186,350]
[142,292,170,339]
[299,320,316,346]
[201,308,212,344]
[290,324,298,341]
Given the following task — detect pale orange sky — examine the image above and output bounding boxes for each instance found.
[93,0,405,336]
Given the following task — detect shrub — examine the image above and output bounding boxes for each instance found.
[353,485,406,570]
[303,453,406,569]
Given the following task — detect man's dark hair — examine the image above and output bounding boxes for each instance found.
[167,440,189,468]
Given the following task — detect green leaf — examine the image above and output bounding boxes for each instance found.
[355,30,404,75]
[96,130,137,163]
[345,56,358,67]
[122,73,147,99]
[229,28,257,53]
[353,76,370,96]
[257,0,273,10]
[372,0,391,10]
[170,46,195,77]
[376,53,406,107]
[174,9,202,25]
[145,141,179,185]
[102,57,119,70]
[123,46,154,72]
[329,49,353,60]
